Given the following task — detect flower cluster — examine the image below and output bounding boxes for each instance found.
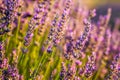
[84,52,96,77]
[105,53,120,80]
[38,0,51,35]
[0,41,20,80]
[0,0,120,80]
[53,0,72,46]
[46,14,59,53]
[24,1,48,47]
[59,62,66,80]
[2,65,20,80]
[0,0,18,35]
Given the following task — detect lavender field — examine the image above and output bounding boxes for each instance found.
[0,0,120,80]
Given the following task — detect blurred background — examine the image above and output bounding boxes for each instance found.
[82,0,120,7]
[81,0,120,30]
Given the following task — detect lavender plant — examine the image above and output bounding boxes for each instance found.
[0,0,120,80]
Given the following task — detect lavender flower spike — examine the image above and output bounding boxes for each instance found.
[24,1,46,47]
[1,0,18,34]
[73,9,96,59]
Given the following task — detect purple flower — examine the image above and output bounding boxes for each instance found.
[0,0,18,34]
[24,1,47,47]
[22,12,32,18]
[105,53,120,79]
[47,46,52,53]
[84,52,96,77]
[53,0,71,46]
[38,1,51,35]
[60,62,66,80]
[2,65,20,80]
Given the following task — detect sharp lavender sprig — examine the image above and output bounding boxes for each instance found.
[53,0,72,46]
[46,14,59,53]
[24,1,46,47]
[38,0,51,35]
[64,36,74,59]
[72,9,96,59]
[46,0,71,53]
[84,52,96,77]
